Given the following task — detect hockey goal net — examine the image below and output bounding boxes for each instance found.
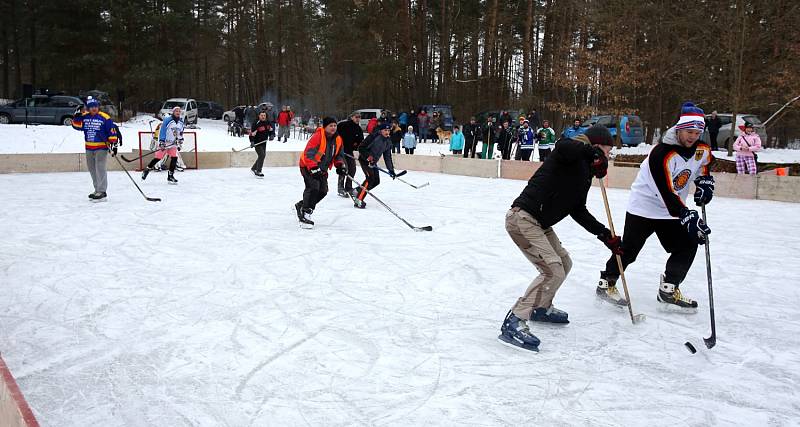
[136,131,199,171]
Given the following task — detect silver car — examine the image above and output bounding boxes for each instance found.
[703,113,767,148]
[0,96,83,125]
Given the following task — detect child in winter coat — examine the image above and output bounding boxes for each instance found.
[733,122,761,174]
[450,126,465,155]
[402,126,417,154]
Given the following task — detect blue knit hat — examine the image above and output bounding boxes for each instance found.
[377,123,391,131]
[675,102,705,131]
[86,97,100,108]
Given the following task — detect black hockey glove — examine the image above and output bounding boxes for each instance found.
[679,207,710,245]
[389,169,397,179]
[597,228,623,256]
[693,175,715,206]
[309,167,322,177]
[590,146,609,179]
[335,165,347,176]
[177,138,184,151]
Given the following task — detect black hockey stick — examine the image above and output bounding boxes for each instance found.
[373,164,432,189]
[344,174,432,232]
[231,139,267,152]
[372,164,408,178]
[121,149,157,163]
[109,145,161,202]
[684,206,715,354]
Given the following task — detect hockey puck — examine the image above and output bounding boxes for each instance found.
[684,341,697,354]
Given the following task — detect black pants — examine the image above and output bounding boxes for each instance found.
[252,143,266,172]
[148,156,177,172]
[392,142,401,153]
[300,167,328,210]
[602,212,698,285]
[538,148,551,162]
[337,153,357,192]
[517,149,533,161]
[357,159,379,201]
[709,131,719,151]
[463,139,478,158]
[452,149,462,155]
[404,147,415,155]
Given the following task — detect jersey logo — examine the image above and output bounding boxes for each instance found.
[695,149,704,161]
[673,169,692,191]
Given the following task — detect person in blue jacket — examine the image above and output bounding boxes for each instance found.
[71,97,119,201]
[450,125,465,155]
[515,120,535,161]
[561,118,583,139]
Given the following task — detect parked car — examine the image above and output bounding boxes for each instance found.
[223,105,246,123]
[350,108,390,132]
[703,113,766,149]
[0,95,83,125]
[158,98,198,125]
[418,104,454,130]
[578,114,644,146]
[197,101,224,120]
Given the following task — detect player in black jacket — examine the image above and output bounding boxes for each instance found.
[499,126,622,352]
[249,111,272,178]
[336,112,364,197]
[354,124,396,209]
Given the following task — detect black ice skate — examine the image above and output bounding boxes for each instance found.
[294,201,304,222]
[657,275,698,312]
[141,167,153,181]
[353,198,366,209]
[167,172,178,185]
[498,310,540,352]
[90,192,107,202]
[252,169,264,178]
[530,306,569,324]
[596,278,628,307]
[299,208,314,229]
[337,187,348,198]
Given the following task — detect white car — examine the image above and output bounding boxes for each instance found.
[351,108,390,132]
[158,98,198,125]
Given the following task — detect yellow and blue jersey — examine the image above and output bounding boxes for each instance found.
[71,111,118,151]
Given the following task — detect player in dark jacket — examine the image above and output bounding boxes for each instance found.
[249,111,272,177]
[295,117,347,228]
[354,123,396,209]
[336,112,364,197]
[499,126,621,352]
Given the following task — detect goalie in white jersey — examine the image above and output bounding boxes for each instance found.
[596,102,714,311]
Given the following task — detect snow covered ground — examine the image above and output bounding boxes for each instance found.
[1,168,799,426]
[6,117,799,163]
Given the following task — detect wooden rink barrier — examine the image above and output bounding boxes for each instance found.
[0,354,39,427]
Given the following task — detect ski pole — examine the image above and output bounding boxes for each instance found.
[343,174,432,232]
[598,178,645,324]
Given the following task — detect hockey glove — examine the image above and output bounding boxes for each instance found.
[597,229,623,256]
[590,146,609,179]
[158,140,168,150]
[309,167,322,177]
[177,138,184,151]
[389,169,397,179]
[335,165,347,176]
[367,156,376,168]
[693,175,715,206]
[679,207,711,245]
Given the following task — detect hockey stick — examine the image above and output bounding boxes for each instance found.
[372,164,408,178]
[700,206,716,348]
[109,145,161,202]
[231,139,267,152]
[371,164,432,188]
[598,179,645,324]
[344,174,432,232]
[121,149,156,163]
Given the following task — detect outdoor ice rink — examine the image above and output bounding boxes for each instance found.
[1,167,798,426]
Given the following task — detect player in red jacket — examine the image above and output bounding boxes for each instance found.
[295,117,347,228]
[277,105,295,143]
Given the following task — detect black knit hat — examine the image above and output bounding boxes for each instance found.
[584,125,614,146]
[322,116,337,127]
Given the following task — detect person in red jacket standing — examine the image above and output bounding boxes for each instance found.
[277,105,295,143]
[295,117,347,228]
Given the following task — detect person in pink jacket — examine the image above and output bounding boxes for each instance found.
[733,122,761,174]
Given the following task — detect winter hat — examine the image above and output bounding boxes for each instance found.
[674,102,706,131]
[744,121,754,129]
[322,116,337,127]
[584,125,614,146]
[377,123,391,131]
[86,97,100,108]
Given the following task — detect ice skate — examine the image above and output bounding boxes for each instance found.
[299,208,314,229]
[498,310,540,352]
[141,167,153,181]
[596,278,628,307]
[530,306,569,324]
[167,172,178,185]
[657,275,698,313]
[90,192,107,202]
[353,198,366,209]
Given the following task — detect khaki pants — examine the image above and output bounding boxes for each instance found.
[505,207,572,319]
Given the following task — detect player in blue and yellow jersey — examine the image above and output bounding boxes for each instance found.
[72,97,119,201]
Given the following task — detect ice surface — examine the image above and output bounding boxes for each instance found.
[1,168,799,426]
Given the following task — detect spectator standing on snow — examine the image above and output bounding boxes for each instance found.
[398,111,409,128]
[430,111,442,143]
[450,125,465,155]
[497,120,515,160]
[417,109,430,144]
[403,126,417,154]
[515,120,535,161]
[408,109,418,135]
[462,117,481,158]
[527,108,541,129]
[705,111,722,151]
[481,116,499,159]
[561,118,583,140]
[390,121,403,154]
[277,105,294,143]
[733,122,761,175]
[71,97,119,201]
[537,120,556,162]
[367,116,379,134]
